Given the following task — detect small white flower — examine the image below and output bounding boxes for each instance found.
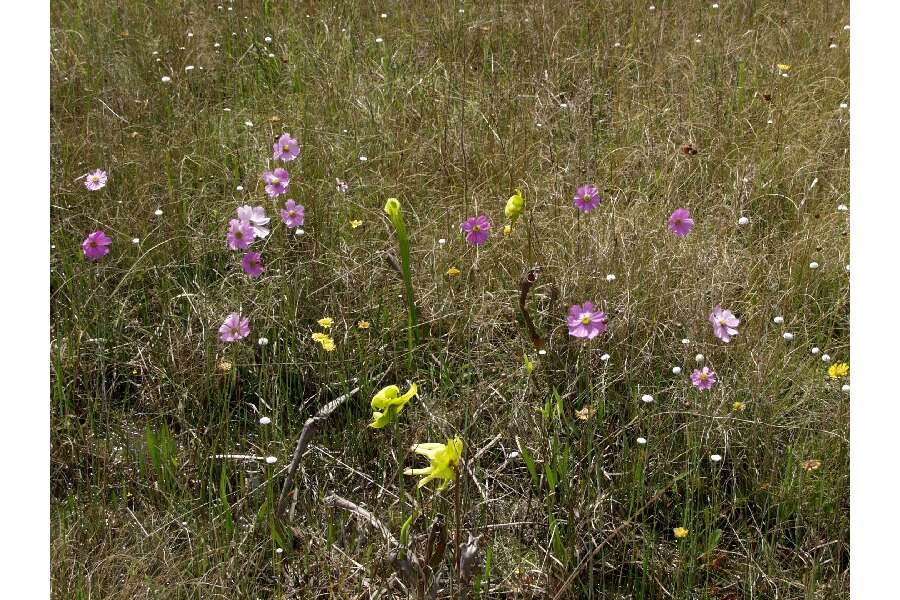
[649,5,656,11]
[244,120,253,127]
[600,353,611,362]
[132,238,140,244]
[236,185,244,191]
[821,353,831,362]
[613,42,621,48]
[161,76,172,83]
[276,547,283,554]
[829,43,838,49]
[839,102,848,109]
[265,456,278,464]
[767,118,774,125]
[710,454,722,462]
[214,42,221,48]
[782,332,794,341]
[841,384,850,394]
[458,8,465,12]
[259,416,271,425]
[154,208,163,216]
[738,216,750,226]
[641,394,654,403]
[223,107,231,112]
[258,337,269,346]
[438,238,447,245]
[781,73,789,78]
[672,366,682,375]
[375,37,384,43]
[637,437,647,445]
[845,264,850,272]
[538,349,547,355]
[695,354,705,363]
[187,32,194,38]
[185,65,194,72]
[536,123,543,127]
[843,24,850,31]
[268,53,275,58]
[837,204,848,211]
[264,36,272,43]
[811,347,820,354]
[295,228,305,236]
[559,103,568,109]
[773,316,784,324]
[359,155,368,161]
[809,261,819,269]
[712,2,719,7]
[606,274,616,282]
[152,51,159,56]
[380,13,387,18]
[681,338,690,345]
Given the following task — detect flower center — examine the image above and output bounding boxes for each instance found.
[699,372,708,381]
[288,210,296,217]
[583,194,591,203]
[91,176,99,183]
[282,144,290,152]
[472,225,481,233]
[231,327,239,336]
[270,177,280,185]
[580,315,591,325]
[89,241,97,248]
[718,318,726,326]
[235,231,243,239]
[674,218,682,225]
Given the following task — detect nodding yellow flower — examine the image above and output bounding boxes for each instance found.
[777,63,791,71]
[357,320,370,329]
[369,383,418,429]
[505,189,525,223]
[404,436,463,490]
[384,197,401,224]
[311,332,336,352]
[350,219,363,229]
[317,317,334,328]
[732,401,746,412]
[673,527,689,539]
[503,224,512,236]
[446,266,461,277]
[828,362,849,379]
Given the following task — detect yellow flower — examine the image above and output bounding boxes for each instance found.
[369,383,418,429]
[575,406,596,421]
[503,224,512,236]
[404,437,463,490]
[732,401,745,412]
[311,332,336,352]
[350,219,363,229]
[446,266,461,277]
[673,527,689,539]
[357,320,370,329]
[384,197,401,222]
[504,189,525,222]
[777,63,791,71]
[802,459,822,472]
[828,362,849,379]
[217,360,233,374]
[317,317,334,328]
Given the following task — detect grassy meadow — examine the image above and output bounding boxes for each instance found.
[50,1,850,598]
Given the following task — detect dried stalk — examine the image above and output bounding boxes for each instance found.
[275,387,360,519]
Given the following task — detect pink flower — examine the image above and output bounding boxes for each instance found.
[241,252,265,278]
[262,168,290,198]
[709,306,739,343]
[82,230,112,261]
[84,169,108,191]
[280,199,305,228]
[690,367,717,390]
[219,312,250,342]
[566,302,608,339]
[272,133,300,162]
[573,185,601,213]
[227,218,253,250]
[236,205,270,239]
[461,215,491,246]
[668,208,694,237]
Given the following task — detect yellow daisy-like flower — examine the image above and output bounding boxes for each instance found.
[317,317,334,328]
[673,527,689,539]
[350,219,363,229]
[732,401,746,412]
[404,437,463,490]
[504,188,525,222]
[369,383,418,429]
[357,320,370,329]
[503,224,512,236]
[311,332,336,352]
[217,360,233,374]
[777,63,791,71]
[828,362,849,379]
[446,267,461,277]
